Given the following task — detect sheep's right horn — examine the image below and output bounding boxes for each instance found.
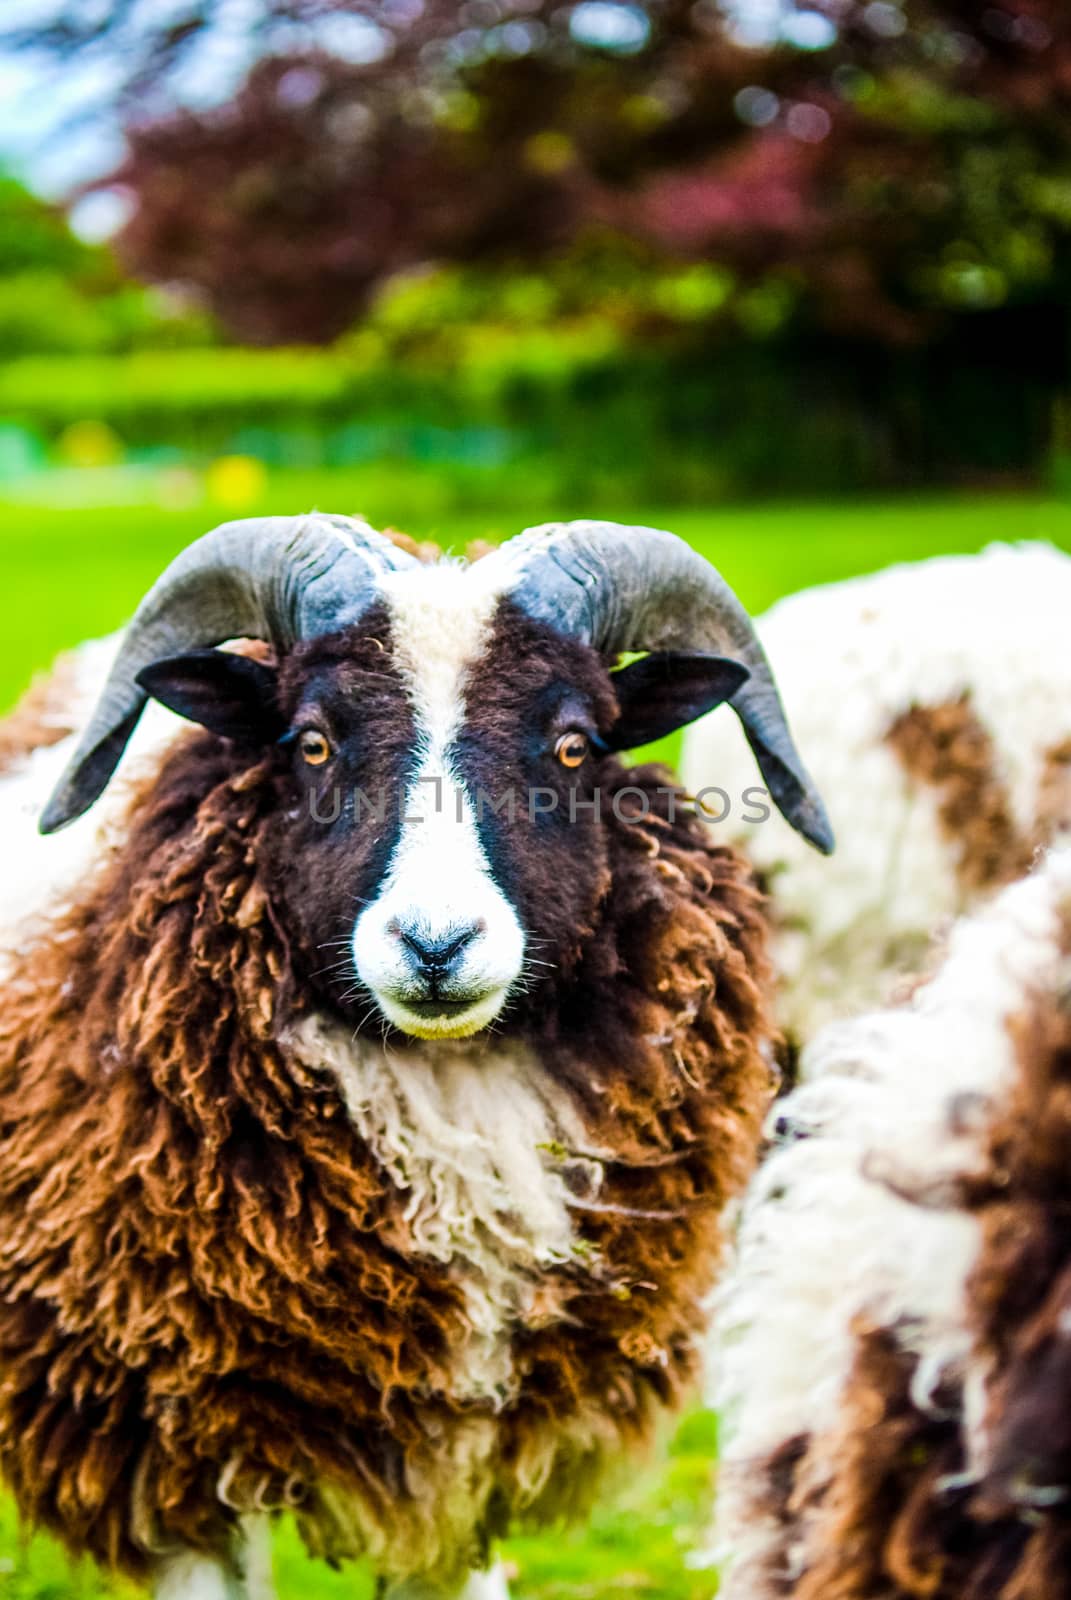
[40,513,416,834]
[488,519,833,854]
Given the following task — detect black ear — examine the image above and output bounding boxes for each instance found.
[136,649,284,744]
[606,651,750,750]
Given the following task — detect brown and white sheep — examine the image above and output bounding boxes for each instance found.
[0,514,830,1599]
[710,842,1071,1600]
[680,542,1071,1056]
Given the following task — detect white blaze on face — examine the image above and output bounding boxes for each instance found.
[351,562,526,1040]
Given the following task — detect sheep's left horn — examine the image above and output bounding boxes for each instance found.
[487,519,833,854]
[40,513,416,834]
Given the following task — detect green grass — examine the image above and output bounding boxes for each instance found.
[0,1413,722,1600]
[6,462,1071,711]
[3,465,1071,1596]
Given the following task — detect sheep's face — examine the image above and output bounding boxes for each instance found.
[275,565,620,1040]
[146,560,740,1041]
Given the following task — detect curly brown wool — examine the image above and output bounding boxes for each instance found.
[0,724,771,1586]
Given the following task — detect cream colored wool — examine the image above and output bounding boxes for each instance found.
[289,1014,594,1407]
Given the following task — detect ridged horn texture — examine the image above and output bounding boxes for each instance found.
[488,520,834,854]
[39,514,418,834]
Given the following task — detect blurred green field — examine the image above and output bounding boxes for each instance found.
[3,469,1071,1598]
[7,464,1071,710]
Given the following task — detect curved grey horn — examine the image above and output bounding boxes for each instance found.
[40,513,417,834]
[485,520,833,854]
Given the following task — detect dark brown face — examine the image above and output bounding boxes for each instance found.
[139,569,748,1040]
[270,601,623,1040]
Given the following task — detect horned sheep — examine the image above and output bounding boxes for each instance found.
[710,841,1071,1600]
[680,541,1071,1053]
[0,515,830,1600]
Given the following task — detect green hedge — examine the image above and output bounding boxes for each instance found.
[0,329,1057,499]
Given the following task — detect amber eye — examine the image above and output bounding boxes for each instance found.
[298,729,332,767]
[555,731,589,769]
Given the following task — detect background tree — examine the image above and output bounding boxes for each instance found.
[0,173,212,354]
[8,1,1070,351]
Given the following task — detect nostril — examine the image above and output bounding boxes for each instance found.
[399,929,431,965]
[442,924,481,964]
[398,923,482,976]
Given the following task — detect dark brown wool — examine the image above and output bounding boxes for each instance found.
[758,920,1071,1600]
[0,703,771,1582]
[884,701,1071,900]
[1036,738,1071,846]
[747,1432,812,1598]
[885,696,1034,894]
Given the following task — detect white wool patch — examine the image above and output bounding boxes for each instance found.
[154,1549,243,1600]
[680,542,1071,1043]
[352,562,526,1039]
[0,635,186,961]
[290,1013,594,1404]
[239,1513,275,1600]
[381,559,507,753]
[709,846,1071,1598]
[457,1566,512,1600]
[383,1562,511,1599]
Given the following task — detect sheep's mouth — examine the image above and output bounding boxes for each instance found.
[404,998,481,1020]
[376,986,510,1041]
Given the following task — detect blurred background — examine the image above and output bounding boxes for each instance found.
[0,1,1070,1595]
